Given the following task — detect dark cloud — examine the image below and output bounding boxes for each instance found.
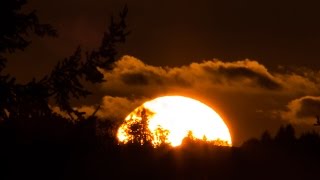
[101,56,320,97]
[218,66,281,90]
[297,98,320,118]
[121,72,150,86]
[202,61,282,90]
[120,70,165,86]
[281,96,320,124]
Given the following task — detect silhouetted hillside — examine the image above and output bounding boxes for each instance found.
[1,120,320,179]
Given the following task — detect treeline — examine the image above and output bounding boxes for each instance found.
[1,117,320,179]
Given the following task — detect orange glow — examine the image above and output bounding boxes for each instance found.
[117,96,232,147]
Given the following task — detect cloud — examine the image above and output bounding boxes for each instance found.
[281,96,320,124]
[76,96,144,121]
[100,56,320,98]
[51,96,144,122]
[276,73,319,95]
[195,60,282,90]
[100,56,280,97]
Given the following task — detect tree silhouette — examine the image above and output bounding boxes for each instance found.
[181,130,230,147]
[125,108,153,145]
[153,125,169,146]
[0,2,129,178]
[0,0,57,70]
[48,6,129,117]
[0,1,129,123]
[274,124,296,146]
[259,130,273,147]
[121,108,172,147]
[0,0,57,122]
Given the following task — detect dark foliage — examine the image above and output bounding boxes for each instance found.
[0,0,57,71]
[0,1,129,121]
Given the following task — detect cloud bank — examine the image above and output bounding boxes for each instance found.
[97,55,320,124]
[100,56,320,97]
[80,56,320,144]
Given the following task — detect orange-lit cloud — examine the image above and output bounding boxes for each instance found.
[281,96,320,124]
[76,96,145,120]
[99,56,320,97]
[51,96,144,121]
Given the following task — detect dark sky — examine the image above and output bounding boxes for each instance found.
[4,0,320,145]
[6,0,320,80]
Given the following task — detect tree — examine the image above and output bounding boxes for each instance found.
[275,124,296,145]
[0,1,129,123]
[125,108,153,145]
[260,130,272,144]
[121,108,172,147]
[181,130,230,147]
[0,0,57,122]
[0,0,56,57]
[153,125,169,146]
[0,2,129,178]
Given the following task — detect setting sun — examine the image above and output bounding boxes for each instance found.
[117,96,232,147]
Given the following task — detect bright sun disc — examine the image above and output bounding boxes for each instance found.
[117,96,232,147]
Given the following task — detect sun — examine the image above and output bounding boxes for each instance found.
[117,96,232,147]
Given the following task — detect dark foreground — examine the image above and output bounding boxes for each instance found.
[1,122,319,180]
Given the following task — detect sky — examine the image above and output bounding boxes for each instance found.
[5,0,320,145]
